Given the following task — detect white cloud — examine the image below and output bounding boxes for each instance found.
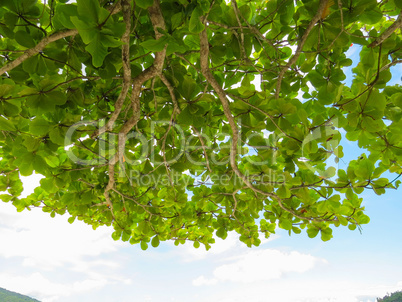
[191,277,402,302]
[0,201,132,301]
[0,272,67,302]
[192,275,218,286]
[0,202,123,269]
[0,272,114,302]
[195,248,327,285]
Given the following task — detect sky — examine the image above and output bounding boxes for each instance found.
[1,45,402,302]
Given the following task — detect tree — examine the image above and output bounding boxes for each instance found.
[377,290,402,302]
[0,0,401,250]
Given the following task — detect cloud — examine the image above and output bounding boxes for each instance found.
[0,202,123,269]
[0,201,132,301]
[193,248,327,285]
[191,277,402,302]
[0,272,116,302]
[192,276,218,286]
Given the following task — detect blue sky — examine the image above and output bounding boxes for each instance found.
[1,46,402,302]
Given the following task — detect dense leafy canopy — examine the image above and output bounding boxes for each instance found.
[377,290,402,302]
[0,0,401,249]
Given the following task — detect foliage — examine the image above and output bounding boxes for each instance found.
[377,290,402,302]
[0,0,401,250]
[0,287,41,302]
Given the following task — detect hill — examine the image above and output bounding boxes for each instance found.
[0,287,41,302]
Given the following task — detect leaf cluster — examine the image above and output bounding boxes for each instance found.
[0,0,401,249]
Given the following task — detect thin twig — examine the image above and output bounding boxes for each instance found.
[103,0,167,211]
[275,0,329,99]
[0,4,122,76]
[368,12,402,48]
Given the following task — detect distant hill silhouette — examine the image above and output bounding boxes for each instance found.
[0,287,41,302]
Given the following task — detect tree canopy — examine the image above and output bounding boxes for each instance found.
[377,290,402,302]
[0,0,401,250]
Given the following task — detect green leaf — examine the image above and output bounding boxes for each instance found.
[68,48,82,71]
[44,155,60,168]
[27,91,67,114]
[47,91,67,105]
[151,235,160,248]
[85,34,108,67]
[355,159,374,179]
[40,177,57,193]
[0,116,16,131]
[100,34,123,48]
[140,36,167,52]
[3,99,21,116]
[320,227,333,242]
[216,227,228,239]
[17,152,34,176]
[135,0,154,9]
[112,230,122,241]
[55,4,78,29]
[360,8,382,24]
[171,12,183,30]
[22,56,38,74]
[20,0,38,12]
[307,226,319,238]
[279,219,292,231]
[0,83,15,97]
[76,0,100,24]
[321,167,336,179]
[189,7,204,33]
[140,240,149,250]
[179,76,198,100]
[15,30,36,48]
[0,194,13,202]
[70,16,97,44]
[177,106,193,125]
[23,136,41,152]
[277,185,291,198]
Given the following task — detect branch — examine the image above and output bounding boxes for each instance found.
[200,22,330,223]
[191,126,213,174]
[103,0,167,210]
[93,0,167,139]
[380,59,402,72]
[368,12,402,48]
[91,0,132,139]
[0,29,78,76]
[231,0,246,60]
[174,53,201,73]
[199,26,272,197]
[227,92,302,143]
[103,0,133,209]
[275,0,329,99]
[0,2,123,77]
[163,74,215,174]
